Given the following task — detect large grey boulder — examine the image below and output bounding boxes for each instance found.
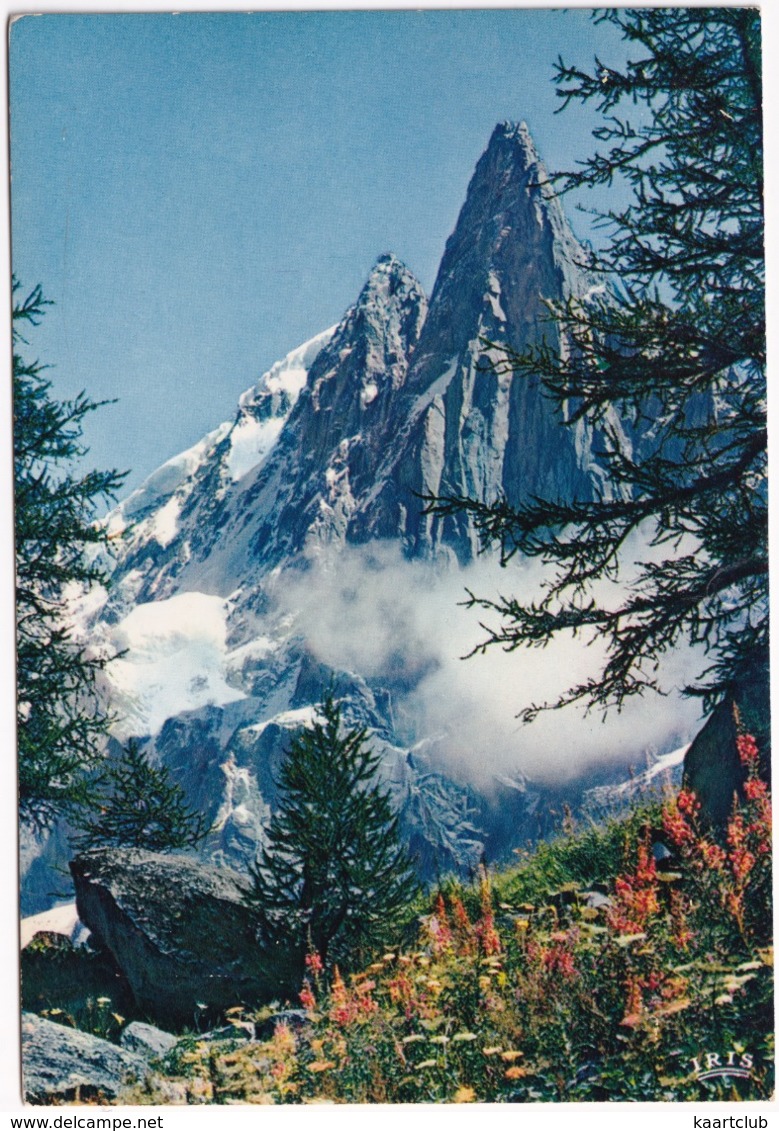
[22,1012,148,1104]
[684,657,770,827]
[71,849,271,1029]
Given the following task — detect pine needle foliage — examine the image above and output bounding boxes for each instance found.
[13,279,126,829]
[74,740,209,852]
[431,9,765,720]
[246,694,418,983]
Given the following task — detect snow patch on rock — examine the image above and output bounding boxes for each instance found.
[361,382,379,407]
[228,326,336,482]
[110,423,232,531]
[226,416,286,482]
[237,326,335,411]
[106,592,246,738]
[21,902,88,949]
[243,705,321,737]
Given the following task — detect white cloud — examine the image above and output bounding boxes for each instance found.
[270,538,706,787]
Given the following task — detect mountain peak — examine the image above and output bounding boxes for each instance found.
[358,120,603,560]
[416,118,580,357]
[485,119,544,175]
[372,251,407,273]
[493,118,533,143]
[359,253,420,297]
[22,119,634,917]
[351,254,426,328]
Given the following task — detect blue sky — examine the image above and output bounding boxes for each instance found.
[10,9,632,495]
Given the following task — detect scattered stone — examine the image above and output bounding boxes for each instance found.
[145,1077,190,1105]
[580,891,612,911]
[22,1012,148,1104]
[651,841,674,864]
[120,1020,178,1058]
[23,930,73,954]
[21,902,88,950]
[200,1020,256,1043]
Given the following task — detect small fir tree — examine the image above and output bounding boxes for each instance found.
[247,694,418,985]
[74,740,209,852]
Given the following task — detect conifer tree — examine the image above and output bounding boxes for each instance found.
[433,9,765,722]
[74,740,209,852]
[14,280,125,829]
[247,694,417,984]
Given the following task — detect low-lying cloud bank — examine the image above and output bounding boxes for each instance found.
[271,539,705,788]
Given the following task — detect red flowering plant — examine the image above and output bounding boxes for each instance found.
[607,839,660,937]
[725,728,772,941]
[589,727,773,1061]
[144,758,772,1105]
[195,729,771,1105]
[658,725,772,952]
[474,869,502,958]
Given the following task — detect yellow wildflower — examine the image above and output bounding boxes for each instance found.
[453,1086,477,1103]
[505,1066,528,1080]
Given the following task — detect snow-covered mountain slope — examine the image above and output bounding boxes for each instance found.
[582,746,688,817]
[189,253,428,587]
[105,592,247,740]
[21,122,699,913]
[102,325,335,606]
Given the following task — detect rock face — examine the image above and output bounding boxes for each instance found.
[22,1012,148,1104]
[683,659,771,827]
[233,254,429,574]
[93,120,605,600]
[120,1020,178,1058]
[101,324,337,605]
[70,849,269,1028]
[353,121,611,560]
[101,255,427,600]
[112,122,603,585]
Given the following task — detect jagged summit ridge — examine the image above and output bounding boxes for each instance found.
[101,324,336,605]
[350,118,605,560]
[101,254,427,601]
[488,118,542,163]
[193,253,428,582]
[104,121,602,587]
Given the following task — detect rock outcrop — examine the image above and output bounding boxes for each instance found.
[71,849,268,1028]
[683,657,771,827]
[22,1012,149,1104]
[120,1020,178,1059]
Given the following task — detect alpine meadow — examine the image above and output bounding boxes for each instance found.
[11,8,772,1106]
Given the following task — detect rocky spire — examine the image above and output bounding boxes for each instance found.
[351,120,603,560]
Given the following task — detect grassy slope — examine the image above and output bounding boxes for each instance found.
[129,758,773,1104]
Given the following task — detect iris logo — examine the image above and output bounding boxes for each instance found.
[690,1050,754,1082]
